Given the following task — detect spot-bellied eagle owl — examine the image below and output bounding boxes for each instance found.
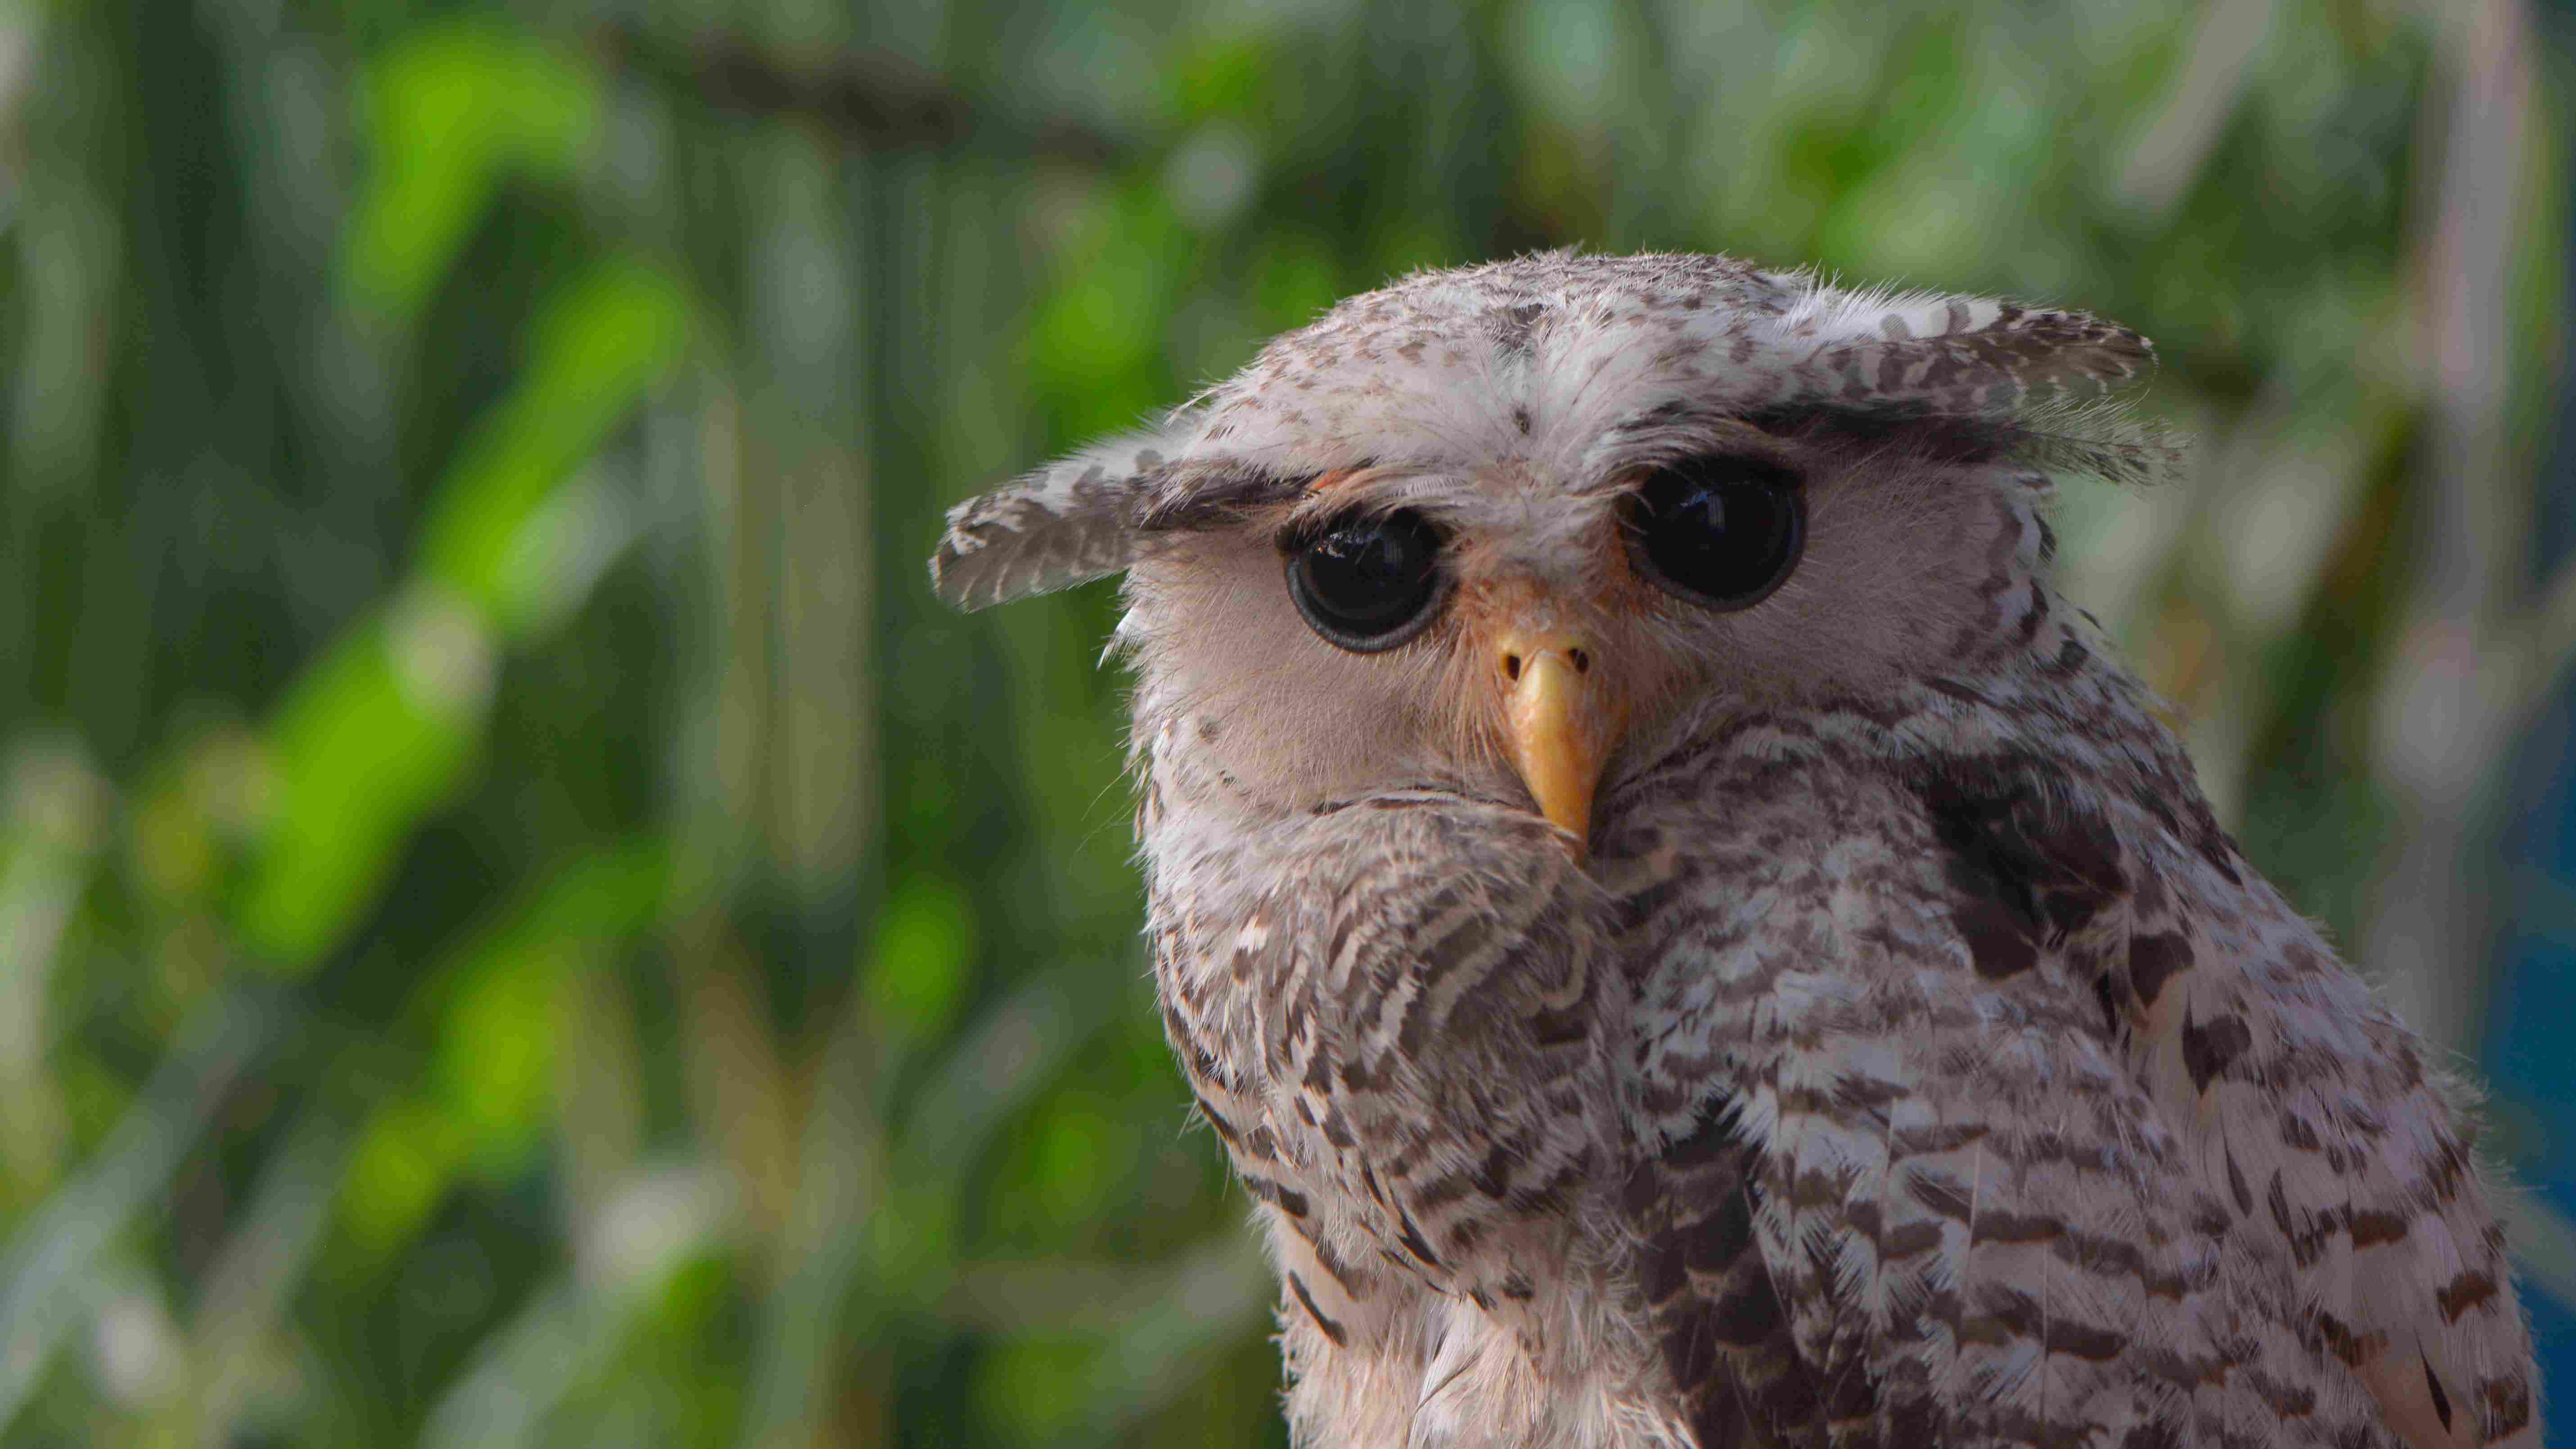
[929,252,2537,1449]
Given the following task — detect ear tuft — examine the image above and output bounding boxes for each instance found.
[1997,397,2191,489]
[1780,287,2186,485]
[929,428,1181,611]
[1805,302,2156,414]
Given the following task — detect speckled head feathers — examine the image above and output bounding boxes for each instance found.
[928,251,2177,614]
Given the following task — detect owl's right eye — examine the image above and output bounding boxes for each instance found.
[1282,509,1452,653]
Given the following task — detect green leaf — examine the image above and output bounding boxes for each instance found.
[864,873,976,1041]
[334,843,668,1257]
[232,600,487,965]
[430,842,670,1174]
[234,259,686,966]
[421,258,694,631]
[340,1094,468,1260]
[340,19,603,327]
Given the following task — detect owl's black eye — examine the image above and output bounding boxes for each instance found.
[1620,456,1805,610]
[1283,509,1451,652]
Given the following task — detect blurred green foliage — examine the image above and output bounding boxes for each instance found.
[0,1,2564,1446]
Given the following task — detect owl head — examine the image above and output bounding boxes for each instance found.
[931,252,2175,850]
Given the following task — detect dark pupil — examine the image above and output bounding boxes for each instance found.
[1626,457,1801,608]
[1309,528,1420,623]
[1290,510,1444,647]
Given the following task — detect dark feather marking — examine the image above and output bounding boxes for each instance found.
[1906,1167,1976,1221]
[2179,1009,2251,1093]
[1245,1175,1310,1219]
[1745,405,2028,466]
[2128,932,2193,1006]
[1686,1180,1757,1272]
[1955,898,2040,978]
[2482,1373,2534,1434]
[2437,1269,2499,1323]
[2426,1357,2455,1431]
[1663,1094,1746,1166]
[1394,1206,1443,1269]
[1288,1272,1348,1346]
[1191,1092,1242,1147]
[2090,969,2123,1035]
[2224,1142,2256,1216]
[2316,1312,2373,1367]
[1526,1002,1590,1047]
[1916,757,2125,995]
[1628,1092,1827,1449]
[1492,301,1546,355]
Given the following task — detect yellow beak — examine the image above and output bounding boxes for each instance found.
[1498,636,1617,853]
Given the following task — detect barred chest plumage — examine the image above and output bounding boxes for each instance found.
[1137,693,1668,1448]
[1140,646,2528,1449]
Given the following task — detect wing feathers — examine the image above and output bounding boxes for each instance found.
[1925,749,2539,1449]
[1609,744,2409,1449]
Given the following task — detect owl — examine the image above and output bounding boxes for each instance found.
[929,253,2539,1449]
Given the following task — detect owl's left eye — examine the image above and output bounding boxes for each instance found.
[1283,509,1452,652]
[1620,455,1805,610]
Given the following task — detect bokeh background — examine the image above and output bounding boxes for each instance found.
[4,0,2572,1444]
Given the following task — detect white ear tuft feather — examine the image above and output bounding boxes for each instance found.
[929,426,1186,611]
[1767,274,2186,484]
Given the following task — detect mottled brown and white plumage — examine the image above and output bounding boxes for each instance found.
[929,252,2539,1449]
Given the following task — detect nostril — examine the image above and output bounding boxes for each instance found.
[1503,654,1523,682]
[1567,648,1591,674]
